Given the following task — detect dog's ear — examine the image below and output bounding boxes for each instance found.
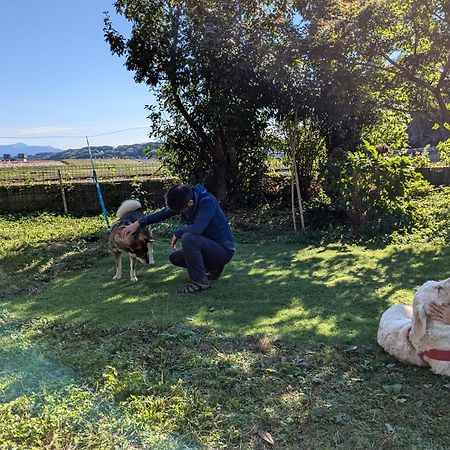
[435,281,450,304]
[437,280,450,293]
[411,303,427,343]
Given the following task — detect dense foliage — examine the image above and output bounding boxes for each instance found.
[105,0,296,206]
[104,0,450,231]
[104,0,386,206]
[323,144,431,236]
[361,110,411,152]
[310,0,450,135]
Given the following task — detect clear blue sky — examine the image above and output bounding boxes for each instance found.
[0,1,157,150]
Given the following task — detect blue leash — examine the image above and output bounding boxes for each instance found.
[86,137,110,229]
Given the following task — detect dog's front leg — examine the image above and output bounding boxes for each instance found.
[112,251,122,280]
[148,241,155,265]
[130,255,138,282]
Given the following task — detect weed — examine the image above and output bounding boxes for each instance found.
[1,191,450,448]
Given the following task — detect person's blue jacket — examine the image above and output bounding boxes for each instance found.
[138,184,235,252]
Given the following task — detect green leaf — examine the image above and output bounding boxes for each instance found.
[383,384,402,395]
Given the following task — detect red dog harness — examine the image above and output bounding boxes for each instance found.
[418,349,450,363]
[407,327,450,365]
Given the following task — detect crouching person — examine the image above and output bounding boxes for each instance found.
[122,184,235,293]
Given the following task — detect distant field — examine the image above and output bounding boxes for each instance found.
[60,158,159,167]
[0,159,161,185]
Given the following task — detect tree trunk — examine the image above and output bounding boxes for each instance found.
[434,89,450,137]
[212,133,228,206]
[225,131,239,205]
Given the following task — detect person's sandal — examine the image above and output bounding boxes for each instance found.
[177,281,211,294]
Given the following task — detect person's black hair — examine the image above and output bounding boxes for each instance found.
[166,184,194,212]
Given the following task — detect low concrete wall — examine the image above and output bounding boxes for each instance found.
[417,167,450,186]
[1,168,449,215]
[0,178,170,215]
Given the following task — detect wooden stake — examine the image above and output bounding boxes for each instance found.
[288,117,306,231]
[291,173,297,231]
[294,164,305,230]
[57,169,68,214]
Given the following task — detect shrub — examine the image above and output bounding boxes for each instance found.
[289,119,328,201]
[407,145,432,168]
[262,168,291,209]
[264,118,328,202]
[360,109,410,152]
[437,136,450,166]
[325,143,431,236]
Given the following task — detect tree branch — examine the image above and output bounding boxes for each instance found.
[418,0,448,26]
[347,59,398,75]
[165,3,212,147]
[169,84,211,146]
[438,54,450,90]
[381,52,436,93]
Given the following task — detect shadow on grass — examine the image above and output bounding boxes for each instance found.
[0,234,108,298]
[23,318,450,449]
[3,235,450,345]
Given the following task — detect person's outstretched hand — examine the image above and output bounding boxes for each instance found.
[122,221,140,238]
[429,301,450,324]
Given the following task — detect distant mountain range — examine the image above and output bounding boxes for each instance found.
[0,142,62,156]
[0,142,162,160]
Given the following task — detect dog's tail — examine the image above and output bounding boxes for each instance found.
[116,200,142,219]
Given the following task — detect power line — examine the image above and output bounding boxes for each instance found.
[89,126,150,138]
[0,126,150,140]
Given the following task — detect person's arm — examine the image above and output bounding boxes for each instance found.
[138,207,177,228]
[122,207,177,237]
[429,301,450,324]
[173,198,216,238]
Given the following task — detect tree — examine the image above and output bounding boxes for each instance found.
[309,0,450,135]
[104,0,295,206]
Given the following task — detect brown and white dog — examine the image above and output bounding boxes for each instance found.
[378,277,450,376]
[109,200,155,282]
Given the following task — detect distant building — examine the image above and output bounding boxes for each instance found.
[17,153,27,162]
[3,154,11,161]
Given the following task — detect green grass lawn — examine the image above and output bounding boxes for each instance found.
[1,199,450,449]
[3,236,450,344]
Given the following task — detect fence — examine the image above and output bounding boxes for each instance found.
[417,167,450,186]
[0,161,161,186]
[0,161,169,215]
[0,178,170,215]
[1,163,449,215]
[399,147,441,163]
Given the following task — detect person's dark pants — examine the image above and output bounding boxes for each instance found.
[169,232,234,284]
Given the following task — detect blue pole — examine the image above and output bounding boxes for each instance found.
[86,137,110,229]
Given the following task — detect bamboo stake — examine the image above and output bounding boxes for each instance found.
[294,163,305,230]
[291,169,297,231]
[288,116,306,231]
[289,123,297,231]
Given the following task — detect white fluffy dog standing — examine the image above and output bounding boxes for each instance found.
[377,277,450,376]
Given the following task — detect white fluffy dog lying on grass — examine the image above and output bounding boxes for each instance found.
[377,277,450,376]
